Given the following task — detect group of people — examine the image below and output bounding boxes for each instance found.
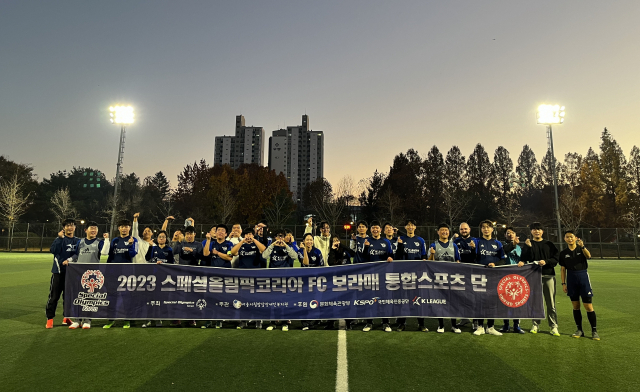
[45,215,600,340]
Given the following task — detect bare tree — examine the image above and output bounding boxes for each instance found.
[377,188,405,227]
[559,187,587,232]
[50,188,78,227]
[440,186,473,229]
[212,187,236,225]
[264,189,295,229]
[496,191,522,226]
[0,172,32,247]
[157,192,177,222]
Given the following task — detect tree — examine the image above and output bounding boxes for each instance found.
[0,172,32,225]
[50,188,78,227]
[440,146,472,228]
[599,128,628,218]
[174,160,215,222]
[377,188,404,226]
[208,167,236,225]
[422,146,444,224]
[264,188,296,229]
[305,177,346,229]
[233,164,290,224]
[466,144,492,222]
[516,145,541,194]
[559,187,587,232]
[628,146,640,198]
[491,146,521,225]
[381,149,424,223]
[358,170,386,223]
[579,148,606,226]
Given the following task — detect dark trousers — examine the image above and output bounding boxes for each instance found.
[366,318,390,325]
[46,273,66,319]
[475,319,495,328]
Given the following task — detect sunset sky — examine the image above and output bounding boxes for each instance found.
[1,0,638,189]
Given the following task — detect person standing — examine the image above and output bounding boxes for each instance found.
[45,219,80,329]
[298,233,324,330]
[518,222,560,336]
[230,228,267,329]
[63,222,110,329]
[499,226,525,334]
[428,223,462,334]
[104,219,138,329]
[395,219,428,331]
[560,231,599,340]
[361,221,394,332]
[304,217,332,264]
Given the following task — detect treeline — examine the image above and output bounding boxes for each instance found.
[0,128,638,234]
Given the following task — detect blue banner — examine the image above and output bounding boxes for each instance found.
[64,261,545,320]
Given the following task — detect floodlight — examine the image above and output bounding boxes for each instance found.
[536,104,565,125]
[109,105,135,124]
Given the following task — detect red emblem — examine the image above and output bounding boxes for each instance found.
[81,270,105,293]
[497,274,530,308]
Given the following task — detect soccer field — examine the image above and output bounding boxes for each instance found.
[1,254,639,391]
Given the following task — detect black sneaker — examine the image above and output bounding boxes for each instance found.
[324,322,336,330]
[201,321,212,329]
[499,324,510,333]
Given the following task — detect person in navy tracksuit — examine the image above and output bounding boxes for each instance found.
[45,219,80,328]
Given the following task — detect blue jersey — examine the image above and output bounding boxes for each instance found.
[50,236,81,273]
[350,236,369,264]
[297,247,324,267]
[236,243,264,269]
[363,237,394,262]
[397,235,427,260]
[386,236,398,255]
[146,245,174,263]
[476,238,506,266]
[206,239,234,268]
[268,245,298,268]
[107,236,138,263]
[453,236,477,263]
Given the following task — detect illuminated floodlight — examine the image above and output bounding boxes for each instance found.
[536,104,565,125]
[109,105,135,124]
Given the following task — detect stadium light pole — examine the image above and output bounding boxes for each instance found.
[108,105,134,235]
[537,104,565,248]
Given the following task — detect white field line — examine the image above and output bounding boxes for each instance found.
[336,319,349,392]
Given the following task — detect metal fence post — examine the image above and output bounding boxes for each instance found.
[25,223,29,252]
[616,228,621,259]
[8,222,14,252]
[598,228,603,259]
[40,223,45,252]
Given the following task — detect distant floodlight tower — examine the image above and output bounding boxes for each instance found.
[108,105,134,235]
[537,104,565,248]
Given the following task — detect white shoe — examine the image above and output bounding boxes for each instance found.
[282,324,289,332]
[550,327,560,336]
[437,327,445,333]
[141,321,151,328]
[473,326,485,335]
[451,327,461,334]
[530,325,539,334]
[69,322,80,329]
[302,326,309,331]
[362,324,373,332]
[266,325,275,331]
[82,320,91,329]
[383,323,392,332]
[487,327,503,336]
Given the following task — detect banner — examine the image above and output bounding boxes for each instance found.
[64,261,545,320]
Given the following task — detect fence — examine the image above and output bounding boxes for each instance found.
[1,222,638,259]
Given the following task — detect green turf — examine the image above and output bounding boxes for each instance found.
[1,253,640,391]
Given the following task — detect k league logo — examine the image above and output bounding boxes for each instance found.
[81,270,105,293]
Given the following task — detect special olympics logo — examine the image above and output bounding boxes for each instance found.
[81,270,105,293]
[309,300,319,309]
[497,274,530,308]
[196,299,207,310]
[233,300,242,309]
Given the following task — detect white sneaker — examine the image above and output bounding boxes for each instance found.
[302,326,309,331]
[282,324,289,332]
[451,327,461,334]
[141,321,151,328]
[550,327,560,336]
[362,324,373,332]
[383,324,392,332]
[437,327,445,333]
[487,327,503,336]
[256,321,263,329]
[266,325,275,331]
[530,325,539,334]
[473,326,485,335]
[82,320,91,329]
[69,322,80,330]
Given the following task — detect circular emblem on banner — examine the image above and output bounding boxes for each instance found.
[233,300,242,309]
[81,270,105,293]
[196,299,207,310]
[309,300,319,309]
[497,274,530,308]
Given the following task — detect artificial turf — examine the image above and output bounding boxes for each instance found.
[1,253,639,391]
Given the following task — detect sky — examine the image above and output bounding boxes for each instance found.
[1,0,639,189]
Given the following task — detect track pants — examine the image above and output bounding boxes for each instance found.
[45,273,65,319]
[532,275,558,328]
